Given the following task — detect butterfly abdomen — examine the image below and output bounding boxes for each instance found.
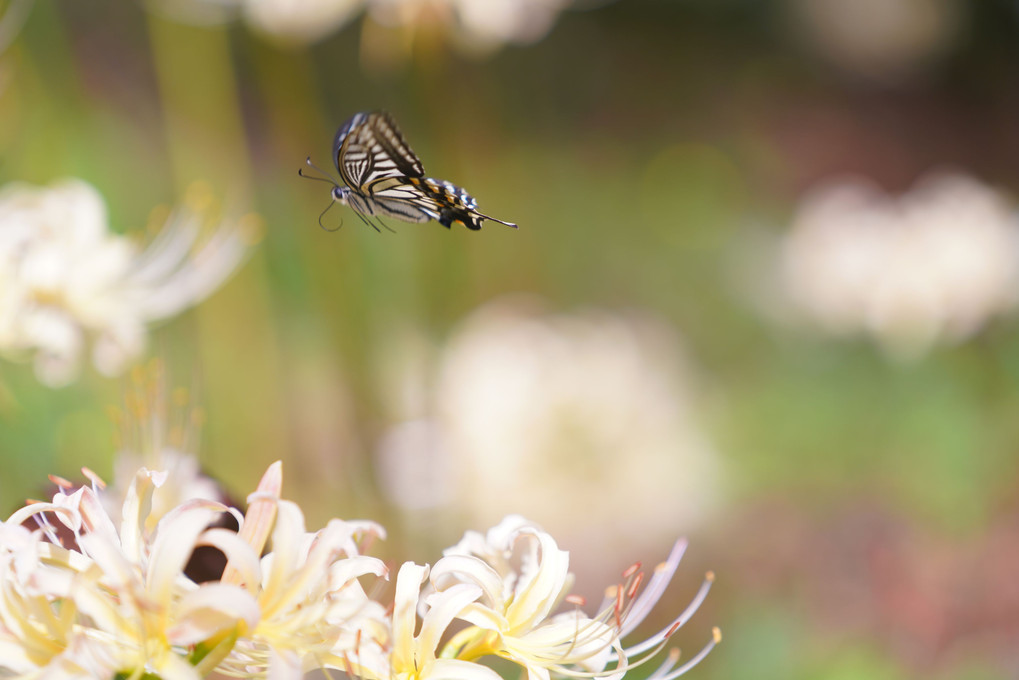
[413,177,483,230]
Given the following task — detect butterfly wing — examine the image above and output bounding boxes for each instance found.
[330,110,515,229]
[334,111,425,191]
[371,177,517,230]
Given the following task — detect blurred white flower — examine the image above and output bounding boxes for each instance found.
[100,362,225,532]
[786,0,964,84]
[144,0,360,41]
[0,0,33,55]
[0,179,254,387]
[367,0,570,53]
[780,172,1019,358]
[146,0,592,48]
[375,299,719,578]
[243,0,363,43]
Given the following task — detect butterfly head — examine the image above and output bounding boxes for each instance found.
[331,186,350,205]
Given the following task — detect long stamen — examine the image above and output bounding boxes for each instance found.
[657,628,722,680]
[617,571,714,659]
[619,539,688,637]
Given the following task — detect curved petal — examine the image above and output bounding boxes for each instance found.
[392,562,429,672]
[416,583,482,666]
[147,500,224,603]
[198,527,262,590]
[168,583,260,645]
[430,554,505,607]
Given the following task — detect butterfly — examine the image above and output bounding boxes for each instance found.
[300,110,517,232]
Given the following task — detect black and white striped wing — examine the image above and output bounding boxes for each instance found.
[372,177,517,231]
[333,111,425,191]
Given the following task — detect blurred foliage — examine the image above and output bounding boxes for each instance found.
[2,0,1019,678]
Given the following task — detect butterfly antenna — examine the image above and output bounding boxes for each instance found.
[318,200,343,232]
[298,168,337,185]
[299,156,342,186]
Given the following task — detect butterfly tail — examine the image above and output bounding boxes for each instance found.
[475,212,518,229]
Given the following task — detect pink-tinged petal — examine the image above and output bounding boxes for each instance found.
[53,486,118,543]
[168,583,260,645]
[223,461,282,587]
[429,658,507,680]
[147,500,224,604]
[392,562,429,672]
[119,468,166,561]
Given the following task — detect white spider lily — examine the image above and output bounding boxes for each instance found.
[2,469,260,679]
[386,561,502,680]
[0,519,118,677]
[0,179,253,386]
[216,463,391,679]
[430,516,719,680]
[431,516,621,680]
[380,301,719,575]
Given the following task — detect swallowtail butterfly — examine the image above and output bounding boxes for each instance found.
[300,111,516,232]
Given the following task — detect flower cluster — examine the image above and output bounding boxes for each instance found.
[0,179,255,386]
[148,0,587,50]
[0,462,719,680]
[780,172,1019,358]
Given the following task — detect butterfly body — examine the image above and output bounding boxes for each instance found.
[319,110,515,231]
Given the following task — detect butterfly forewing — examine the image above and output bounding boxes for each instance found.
[368,112,424,179]
[335,111,424,190]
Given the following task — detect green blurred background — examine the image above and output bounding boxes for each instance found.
[2,0,1019,678]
